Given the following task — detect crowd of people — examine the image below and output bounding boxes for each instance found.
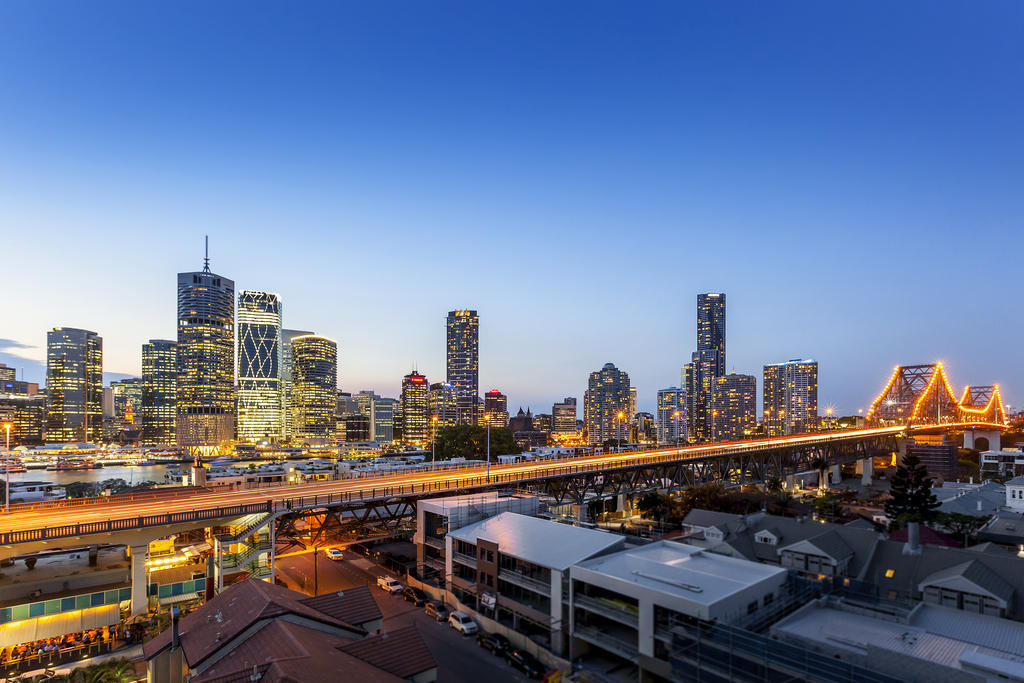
[0,626,114,668]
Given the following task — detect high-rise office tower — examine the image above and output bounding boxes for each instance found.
[711,373,756,441]
[688,293,727,442]
[552,397,577,437]
[401,370,429,447]
[141,340,176,446]
[763,359,819,436]
[176,248,235,447]
[236,291,284,443]
[110,378,144,423]
[45,327,103,443]
[281,328,314,441]
[584,363,632,444]
[290,335,337,442]
[446,309,479,425]
[656,387,686,445]
[354,391,397,444]
[483,389,509,427]
[428,382,458,429]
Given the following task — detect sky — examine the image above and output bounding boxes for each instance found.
[1,1,1021,415]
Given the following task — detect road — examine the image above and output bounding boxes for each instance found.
[276,550,529,683]
[0,426,909,542]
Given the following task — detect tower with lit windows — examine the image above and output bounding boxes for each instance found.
[584,363,631,444]
[290,335,337,442]
[688,292,726,442]
[483,389,509,427]
[141,340,176,445]
[446,309,479,425]
[401,371,430,447]
[711,373,756,441]
[236,291,284,443]
[428,382,458,429]
[763,359,818,436]
[45,327,103,443]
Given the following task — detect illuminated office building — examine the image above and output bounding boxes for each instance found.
[446,309,479,425]
[686,292,727,442]
[656,387,686,445]
[697,293,726,375]
[711,373,756,441]
[141,340,177,446]
[0,394,46,446]
[428,382,457,429]
[236,291,284,443]
[45,327,103,443]
[355,391,397,444]
[290,335,337,442]
[176,251,235,447]
[483,389,509,427]
[281,329,314,440]
[763,359,819,436]
[552,397,577,437]
[401,371,430,447]
[584,363,632,444]
[0,364,36,396]
[110,378,144,424]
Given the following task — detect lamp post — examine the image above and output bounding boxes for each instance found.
[616,412,624,453]
[2,423,10,514]
[483,414,491,483]
[672,411,681,456]
[431,416,439,468]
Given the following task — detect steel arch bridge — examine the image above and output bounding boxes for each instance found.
[865,362,1008,427]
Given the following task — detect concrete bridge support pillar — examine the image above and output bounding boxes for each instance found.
[572,504,587,523]
[857,458,873,486]
[617,493,630,516]
[964,429,1001,452]
[130,544,148,616]
[785,475,796,491]
[830,465,841,486]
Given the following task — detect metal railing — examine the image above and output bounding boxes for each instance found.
[573,594,640,628]
[498,568,551,595]
[574,625,638,659]
[222,540,272,569]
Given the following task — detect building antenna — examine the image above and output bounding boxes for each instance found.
[203,235,211,273]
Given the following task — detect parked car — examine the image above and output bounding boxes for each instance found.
[424,601,450,622]
[323,548,344,561]
[476,632,511,655]
[448,611,478,635]
[403,586,427,606]
[376,575,403,594]
[504,649,545,679]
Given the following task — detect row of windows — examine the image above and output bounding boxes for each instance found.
[0,588,132,624]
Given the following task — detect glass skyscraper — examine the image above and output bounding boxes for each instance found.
[656,387,685,445]
[401,370,430,447]
[552,397,577,438]
[428,382,458,429]
[483,389,509,427]
[688,292,727,442]
[236,291,283,443]
[763,359,819,436]
[584,363,631,444]
[711,373,756,441]
[45,327,103,443]
[141,339,176,446]
[281,328,313,441]
[176,255,235,448]
[290,335,337,442]
[446,309,479,425]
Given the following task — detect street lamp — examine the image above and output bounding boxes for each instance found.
[616,412,624,453]
[483,414,491,483]
[431,416,439,468]
[2,423,10,514]
[672,411,681,456]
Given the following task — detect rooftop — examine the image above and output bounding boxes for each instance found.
[574,541,786,606]
[448,512,623,570]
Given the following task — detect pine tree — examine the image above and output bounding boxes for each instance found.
[884,451,939,524]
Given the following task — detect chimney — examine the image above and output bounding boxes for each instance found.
[171,606,180,649]
[903,521,922,555]
[977,499,983,512]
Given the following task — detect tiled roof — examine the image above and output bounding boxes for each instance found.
[338,625,437,679]
[301,585,381,628]
[920,560,1014,603]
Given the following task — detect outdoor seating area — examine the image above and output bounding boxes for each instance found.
[0,626,116,673]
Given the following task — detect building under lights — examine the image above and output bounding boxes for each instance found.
[402,371,430,447]
[446,309,479,425]
[290,335,337,442]
[281,328,314,441]
[236,291,284,443]
[584,363,632,444]
[686,293,727,442]
[176,252,235,448]
[763,359,818,436]
[109,378,143,424]
[45,327,103,443]
[656,387,686,445]
[429,382,457,429]
[711,373,756,441]
[483,389,509,427]
[141,340,176,446]
[552,397,577,440]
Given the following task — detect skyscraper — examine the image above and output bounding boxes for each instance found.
[711,373,756,441]
[763,359,819,436]
[290,335,337,442]
[354,391,397,444]
[428,382,458,428]
[552,397,577,438]
[141,340,176,446]
[236,291,283,443]
[656,387,685,445]
[110,378,144,423]
[281,328,314,441]
[45,327,102,443]
[696,293,726,375]
[688,293,727,442]
[401,370,429,447]
[483,389,509,427]
[446,309,479,425]
[176,249,235,448]
[584,363,632,444]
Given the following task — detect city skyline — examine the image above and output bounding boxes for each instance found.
[2,3,1021,414]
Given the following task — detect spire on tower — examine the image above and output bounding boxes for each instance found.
[203,235,211,273]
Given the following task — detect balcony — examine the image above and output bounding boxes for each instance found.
[452,550,476,567]
[423,535,444,550]
[498,568,551,595]
[574,594,639,628]
[574,625,638,660]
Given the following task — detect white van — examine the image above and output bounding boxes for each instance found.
[376,576,403,594]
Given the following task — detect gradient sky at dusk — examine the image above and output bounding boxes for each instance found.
[1,1,1021,414]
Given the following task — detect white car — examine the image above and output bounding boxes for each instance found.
[324,548,344,561]
[377,576,403,594]
[448,611,478,635]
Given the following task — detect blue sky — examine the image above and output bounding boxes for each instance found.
[1,1,1021,414]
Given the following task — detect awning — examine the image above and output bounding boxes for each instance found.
[0,604,120,648]
[158,592,202,606]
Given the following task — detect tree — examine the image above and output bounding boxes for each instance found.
[432,425,519,461]
[63,657,135,683]
[884,452,939,524]
[812,492,845,522]
[937,512,986,546]
[636,492,673,524]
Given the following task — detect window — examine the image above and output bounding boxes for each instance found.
[884,569,895,578]
[747,601,758,615]
[763,593,774,606]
